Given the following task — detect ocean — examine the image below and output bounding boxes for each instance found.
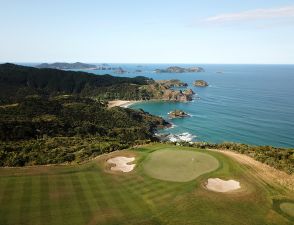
[25,63,294,148]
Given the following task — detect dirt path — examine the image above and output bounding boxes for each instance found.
[210,149,294,191]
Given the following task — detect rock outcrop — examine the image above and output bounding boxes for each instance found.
[168,110,189,119]
[161,89,194,101]
[141,80,195,102]
[194,80,208,87]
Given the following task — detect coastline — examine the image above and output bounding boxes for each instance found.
[107,99,184,109]
[108,100,139,108]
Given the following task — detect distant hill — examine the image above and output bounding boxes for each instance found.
[36,62,97,70]
[0,63,152,103]
[155,66,204,73]
[0,63,195,103]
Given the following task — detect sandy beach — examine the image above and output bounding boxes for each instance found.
[107,100,138,108]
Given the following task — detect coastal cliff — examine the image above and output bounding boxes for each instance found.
[142,80,195,102]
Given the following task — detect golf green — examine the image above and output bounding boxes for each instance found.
[142,149,219,182]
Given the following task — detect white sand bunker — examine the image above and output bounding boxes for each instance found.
[107,157,135,172]
[206,178,241,192]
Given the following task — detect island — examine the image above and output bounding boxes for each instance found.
[194,80,208,87]
[156,79,188,88]
[168,109,190,119]
[154,66,204,73]
[36,62,97,70]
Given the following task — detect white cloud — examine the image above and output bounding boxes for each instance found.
[204,5,294,24]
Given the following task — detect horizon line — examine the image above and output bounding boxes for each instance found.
[1,62,294,66]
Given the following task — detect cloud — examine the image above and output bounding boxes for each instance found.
[204,5,294,24]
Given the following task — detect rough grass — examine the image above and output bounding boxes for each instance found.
[0,143,293,225]
[142,149,219,182]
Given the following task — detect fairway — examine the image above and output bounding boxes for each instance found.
[142,149,219,182]
[0,144,293,225]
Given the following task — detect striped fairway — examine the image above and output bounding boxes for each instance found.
[0,162,182,225]
[0,144,292,225]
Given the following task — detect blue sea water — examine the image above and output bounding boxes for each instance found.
[24,63,294,148]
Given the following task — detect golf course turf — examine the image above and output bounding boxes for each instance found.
[142,149,219,182]
[0,143,293,225]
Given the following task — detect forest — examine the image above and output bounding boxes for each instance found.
[0,63,153,103]
[0,95,168,166]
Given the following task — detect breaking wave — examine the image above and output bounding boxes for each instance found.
[166,132,196,142]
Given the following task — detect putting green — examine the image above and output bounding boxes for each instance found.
[280,202,294,217]
[142,149,219,182]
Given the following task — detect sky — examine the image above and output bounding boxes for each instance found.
[1,0,294,64]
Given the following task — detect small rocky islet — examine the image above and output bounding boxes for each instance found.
[168,109,190,119]
[193,80,208,87]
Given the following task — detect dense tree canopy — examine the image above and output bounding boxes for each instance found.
[0,96,169,166]
[0,63,153,103]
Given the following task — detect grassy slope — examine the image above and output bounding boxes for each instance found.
[0,143,293,225]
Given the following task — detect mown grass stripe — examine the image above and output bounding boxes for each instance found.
[1,177,25,225]
[70,173,92,223]
[46,175,66,225]
[84,173,108,207]
[18,177,33,225]
[39,175,51,225]
[103,175,153,223]
[94,173,131,224]
[0,177,8,204]
[117,178,164,224]
[57,174,84,225]
[0,178,16,225]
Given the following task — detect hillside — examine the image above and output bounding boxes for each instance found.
[0,96,169,166]
[0,63,195,103]
[0,63,152,103]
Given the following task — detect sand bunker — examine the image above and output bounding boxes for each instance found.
[107,157,135,172]
[206,178,240,192]
[280,202,294,217]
